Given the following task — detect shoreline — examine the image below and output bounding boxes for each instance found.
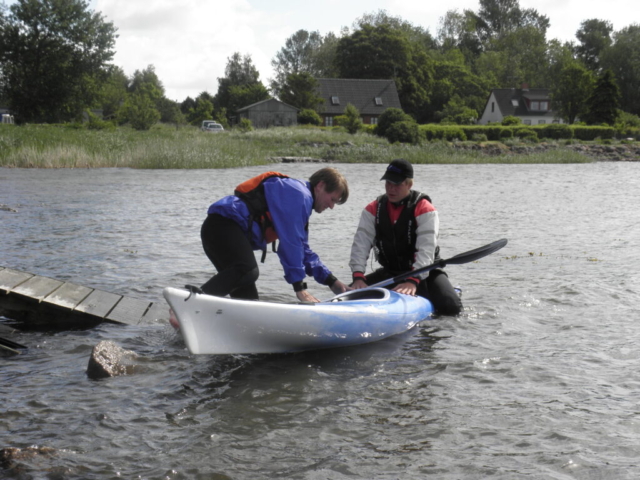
[270,143,640,164]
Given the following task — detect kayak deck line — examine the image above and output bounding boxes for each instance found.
[0,266,169,328]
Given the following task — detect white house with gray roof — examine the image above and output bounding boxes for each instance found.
[316,78,402,127]
[478,87,564,125]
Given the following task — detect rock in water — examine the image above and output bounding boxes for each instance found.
[87,340,137,379]
[0,446,55,469]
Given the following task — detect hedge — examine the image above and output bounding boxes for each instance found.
[386,121,422,144]
[420,125,467,141]
[408,123,621,142]
[570,126,616,141]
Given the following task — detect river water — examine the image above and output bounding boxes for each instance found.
[1,162,639,479]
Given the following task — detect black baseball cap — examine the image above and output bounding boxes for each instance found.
[380,159,413,184]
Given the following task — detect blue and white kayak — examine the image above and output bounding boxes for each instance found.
[163,287,434,355]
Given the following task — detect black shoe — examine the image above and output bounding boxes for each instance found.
[184,284,204,295]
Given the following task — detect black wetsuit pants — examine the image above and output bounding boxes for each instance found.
[365,268,463,316]
[199,214,260,300]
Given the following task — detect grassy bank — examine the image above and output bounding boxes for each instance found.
[0,123,597,168]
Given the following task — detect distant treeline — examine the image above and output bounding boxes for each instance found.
[1,0,639,130]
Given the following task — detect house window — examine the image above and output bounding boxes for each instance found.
[524,119,531,125]
[530,101,549,112]
[491,102,495,113]
[512,100,519,107]
[374,97,383,106]
[325,116,333,127]
[538,120,546,124]
[371,117,378,125]
[331,96,340,105]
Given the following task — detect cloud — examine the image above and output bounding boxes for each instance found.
[96,0,280,101]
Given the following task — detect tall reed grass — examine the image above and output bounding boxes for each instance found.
[0,123,594,168]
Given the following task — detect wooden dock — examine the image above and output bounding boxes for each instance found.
[0,266,168,328]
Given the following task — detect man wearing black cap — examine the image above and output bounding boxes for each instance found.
[349,159,462,315]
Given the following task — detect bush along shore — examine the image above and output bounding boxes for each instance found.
[0,123,638,169]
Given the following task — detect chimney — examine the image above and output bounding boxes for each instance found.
[521,83,529,91]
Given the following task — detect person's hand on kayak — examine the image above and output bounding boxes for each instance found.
[330,279,352,295]
[296,289,321,303]
[392,281,417,296]
[350,279,368,290]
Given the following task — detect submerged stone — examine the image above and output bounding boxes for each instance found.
[0,446,55,469]
[86,340,137,379]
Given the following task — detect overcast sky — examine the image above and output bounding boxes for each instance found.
[5,0,637,102]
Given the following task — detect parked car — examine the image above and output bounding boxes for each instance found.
[201,120,224,132]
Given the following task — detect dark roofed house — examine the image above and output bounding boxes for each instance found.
[316,78,402,127]
[478,86,564,125]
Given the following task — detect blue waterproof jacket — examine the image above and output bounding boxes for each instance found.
[207,176,333,286]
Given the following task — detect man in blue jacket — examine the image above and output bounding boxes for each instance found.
[194,167,350,303]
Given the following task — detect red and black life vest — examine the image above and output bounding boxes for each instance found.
[374,190,435,274]
[234,171,289,261]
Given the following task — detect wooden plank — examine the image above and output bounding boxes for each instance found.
[44,282,93,309]
[0,267,170,327]
[12,276,63,300]
[76,289,122,319]
[0,268,33,291]
[106,296,151,325]
[140,301,169,325]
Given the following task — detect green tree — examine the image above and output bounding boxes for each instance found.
[495,26,549,87]
[385,120,420,144]
[430,56,490,123]
[119,93,160,130]
[335,24,433,120]
[180,96,197,115]
[335,103,362,134]
[313,31,341,78]
[298,108,322,125]
[188,97,214,126]
[600,25,640,116]
[99,66,128,121]
[354,10,436,51]
[156,97,182,124]
[546,40,578,92]
[270,29,323,96]
[375,107,414,138]
[575,19,613,72]
[128,65,165,102]
[584,69,620,125]
[449,0,551,89]
[227,83,269,112]
[470,0,549,46]
[473,50,505,87]
[214,53,268,117]
[335,24,409,80]
[551,62,595,124]
[236,118,253,132]
[278,72,323,111]
[437,10,483,65]
[0,0,117,123]
[439,95,479,124]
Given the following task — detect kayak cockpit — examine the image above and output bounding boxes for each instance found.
[327,288,390,303]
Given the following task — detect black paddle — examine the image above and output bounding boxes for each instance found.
[0,336,27,355]
[367,238,508,289]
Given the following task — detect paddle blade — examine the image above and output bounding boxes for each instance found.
[349,238,508,293]
[444,238,508,265]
